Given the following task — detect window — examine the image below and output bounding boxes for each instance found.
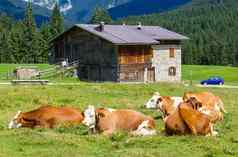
[168,67,176,76]
[169,48,175,58]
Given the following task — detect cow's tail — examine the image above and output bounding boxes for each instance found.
[216,96,227,114]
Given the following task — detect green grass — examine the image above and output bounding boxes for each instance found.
[182,65,238,84]
[1,64,238,84]
[0,83,237,157]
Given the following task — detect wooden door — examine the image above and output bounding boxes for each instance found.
[147,67,155,82]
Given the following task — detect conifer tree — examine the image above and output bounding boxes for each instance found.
[7,22,25,63]
[39,23,51,63]
[22,1,39,63]
[0,13,13,63]
[90,7,113,24]
[49,3,64,39]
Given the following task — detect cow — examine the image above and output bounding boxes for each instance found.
[82,105,156,136]
[178,98,216,136]
[8,105,84,129]
[145,92,183,118]
[164,107,190,135]
[164,98,216,136]
[183,91,226,123]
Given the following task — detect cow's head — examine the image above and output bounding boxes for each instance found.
[82,105,96,129]
[186,97,203,110]
[145,92,161,109]
[8,111,23,129]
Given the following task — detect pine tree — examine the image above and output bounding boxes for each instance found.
[0,13,13,63]
[90,7,113,24]
[7,22,25,63]
[22,1,39,63]
[49,3,64,39]
[39,23,51,63]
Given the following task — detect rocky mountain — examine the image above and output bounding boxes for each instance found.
[0,0,49,26]
[2,0,226,25]
[22,0,73,12]
[0,0,134,24]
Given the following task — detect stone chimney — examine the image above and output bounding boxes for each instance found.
[99,21,105,31]
[137,22,142,30]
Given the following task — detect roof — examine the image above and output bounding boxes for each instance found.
[77,24,189,45]
[54,24,189,45]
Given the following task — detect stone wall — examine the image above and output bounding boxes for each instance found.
[152,45,182,82]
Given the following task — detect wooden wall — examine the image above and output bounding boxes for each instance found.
[118,45,154,82]
[118,45,153,65]
[52,27,118,82]
[52,27,159,82]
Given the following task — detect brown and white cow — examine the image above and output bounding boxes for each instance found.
[82,105,156,136]
[164,107,190,135]
[8,105,84,129]
[164,98,216,136]
[145,92,183,118]
[183,91,226,123]
[178,98,215,136]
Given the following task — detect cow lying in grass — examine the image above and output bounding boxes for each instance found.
[165,98,215,136]
[8,105,84,129]
[145,92,224,136]
[144,92,183,118]
[145,91,225,123]
[82,105,156,136]
[183,91,226,123]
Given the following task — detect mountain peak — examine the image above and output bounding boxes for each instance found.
[22,0,72,12]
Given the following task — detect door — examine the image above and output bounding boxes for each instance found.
[147,67,155,82]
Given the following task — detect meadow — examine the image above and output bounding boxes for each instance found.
[1,64,238,84]
[182,65,238,85]
[0,83,237,157]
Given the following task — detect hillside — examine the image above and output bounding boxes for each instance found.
[117,0,238,66]
[108,0,190,19]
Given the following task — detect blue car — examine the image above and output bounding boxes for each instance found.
[200,76,224,85]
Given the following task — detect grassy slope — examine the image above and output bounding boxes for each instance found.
[182,65,238,84]
[0,64,238,84]
[0,83,237,157]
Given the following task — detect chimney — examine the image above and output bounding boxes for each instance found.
[137,22,142,30]
[99,21,105,31]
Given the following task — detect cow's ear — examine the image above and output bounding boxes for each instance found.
[97,112,105,118]
[197,102,203,108]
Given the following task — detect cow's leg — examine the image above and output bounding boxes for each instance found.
[37,120,54,128]
[88,127,97,134]
[187,125,197,135]
[131,128,156,136]
[210,123,218,136]
[132,120,157,136]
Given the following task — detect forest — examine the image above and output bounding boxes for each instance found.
[1,0,238,66]
[116,0,238,66]
[0,2,64,64]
